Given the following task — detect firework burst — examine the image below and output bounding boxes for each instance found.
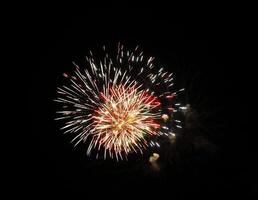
[55,44,185,161]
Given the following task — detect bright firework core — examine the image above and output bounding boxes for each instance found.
[92,84,161,155]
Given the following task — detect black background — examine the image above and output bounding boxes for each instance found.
[26,7,255,198]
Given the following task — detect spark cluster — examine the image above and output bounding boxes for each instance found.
[55,44,184,160]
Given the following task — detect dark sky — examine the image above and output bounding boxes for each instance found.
[27,7,255,198]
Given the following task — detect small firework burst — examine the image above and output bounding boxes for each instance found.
[55,43,184,161]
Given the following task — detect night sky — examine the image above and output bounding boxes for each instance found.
[27,7,255,198]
